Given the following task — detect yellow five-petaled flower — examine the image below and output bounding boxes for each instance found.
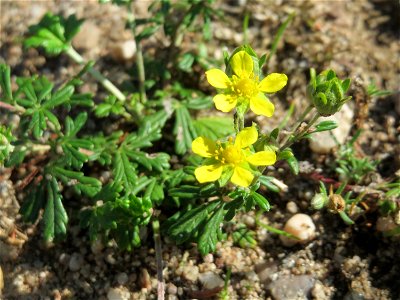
[205,50,288,117]
[192,126,276,187]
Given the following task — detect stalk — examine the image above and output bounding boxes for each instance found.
[65,47,126,102]
[152,219,165,300]
[127,4,147,104]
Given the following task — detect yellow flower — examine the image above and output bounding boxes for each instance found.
[192,126,276,187]
[205,50,288,117]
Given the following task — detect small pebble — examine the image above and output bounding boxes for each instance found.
[111,40,136,62]
[267,275,315,300]
[116,272,128,285]
[139,269,151,289]
[167,282,178,295]
[280,214,316,247]
[180,265,199,282]
[107,287,130,300]
[198,271,224,290]
[286,201,299,214]
[69,253,84,272]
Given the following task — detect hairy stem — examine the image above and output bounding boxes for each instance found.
[0,101,25,114]
[127,4,147,104]
[152,219,164,300]
[65,47,126,102]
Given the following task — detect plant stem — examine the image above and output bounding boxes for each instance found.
[0,101,25,114]
[65,47,126,102]
[152,219,164,300]
[278,104,313,151]
[127,4,147,104]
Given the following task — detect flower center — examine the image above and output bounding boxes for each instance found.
[222,145,244,165]
[233,77,258,98]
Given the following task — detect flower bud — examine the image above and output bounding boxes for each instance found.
[307,69,351,116]
[311,193,328,210]
[327,193,346,213]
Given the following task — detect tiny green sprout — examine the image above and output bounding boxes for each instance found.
[311,193,328,210]
[0,125,15,164]
[307,68,351,116]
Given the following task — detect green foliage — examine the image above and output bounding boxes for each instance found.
[80,182,153,250]
[24,13,84,55]
[0,126,14,165]
[94,95,126,118]
[367,82,395,98]
[335,131,377,184]
[232,224,257,248]
[20,177,68,242]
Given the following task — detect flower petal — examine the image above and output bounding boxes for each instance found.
[258,73,288,93]
[250,95,275,117]
[246,151,276,166]
[231,166,254,187]
[213,94,237,112]
[205,69,230,89]
[192,137,217,157]
[235,126,258,149]
[195,164,223,183]
[230,51,253,78]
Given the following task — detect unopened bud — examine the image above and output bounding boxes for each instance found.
[311,193,328,210]
[307,69,351,116]
[327,194,346,213]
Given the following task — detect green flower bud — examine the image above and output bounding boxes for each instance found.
[311,193,328,210]
[307,69,351,116]
[0,126,14,164]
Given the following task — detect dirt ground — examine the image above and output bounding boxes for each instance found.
[1,0,399,299]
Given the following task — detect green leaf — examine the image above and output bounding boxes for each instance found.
[286,156,299,175]
[19,184,45,223]
[114,148,138,192]
[51,166,102,197]
[250,192,271,211]
[0,126,15,165]
[198,204,225,255]
[0,64,13,102]
[193,117,235,140]
[136,25,160,42]
[24,13,84,55]
[258,176,280,193]
[42,177,68,242]
[173,105,197,155]
[232,225,257,248]
[167,200,220,244]
[315,120,338,132]
[178,53,195,72]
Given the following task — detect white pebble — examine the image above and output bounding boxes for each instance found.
[69,253,84,272]
[116,272,128,285]
[280,214,316,247]
[286,201,298,214]
[198,271,224,290]
[107,287,130,300]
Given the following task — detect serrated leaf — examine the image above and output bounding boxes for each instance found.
[42,177,68,242]
[51,166,102,197]
[198,204,225,255]
[114,148,138,191]
[25,13,84,55]
[19,184,45,223]
[174,105,197,155]
[167,200,220,244]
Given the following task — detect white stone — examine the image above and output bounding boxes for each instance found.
[309,103,354,154]
[107,287,130,300]
[286,201,298,214]
[180,265,199,282]
[198,271,224,290]
[68,253,84,272]
[72,22,101,51]
[111,40,137,62]
[116,272,128,285]
[280,214,316,247]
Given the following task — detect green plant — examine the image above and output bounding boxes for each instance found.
[1,2,352,261]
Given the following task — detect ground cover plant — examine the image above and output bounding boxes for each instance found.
[0,1,399,299]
